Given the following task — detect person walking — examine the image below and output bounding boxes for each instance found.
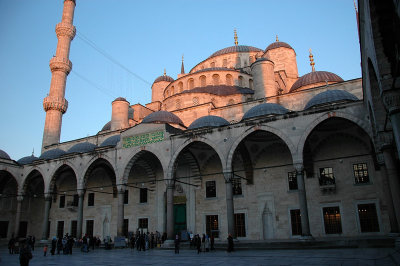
[43,245,48,256]
[174,234,180,254]
[19,239,32,266]
[210,235,215,251]
[205,234,210,252]
[201,234,206,252]
[8,236,15,254]
[227,233,234,252]
[50,237,56,255]
[196,235,201,254]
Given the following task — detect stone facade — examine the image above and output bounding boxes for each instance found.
[0,0,399,245]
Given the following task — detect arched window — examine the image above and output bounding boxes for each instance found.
[176,99,181,109]
[193,97,199,106]
[227,99,235,106]
[238,76,243,87]
[249,79,253,89]
[165,89,170,97]
[171,86,174,95]
[210,62,216,68]
[200,75,206,87]
[226,74,233,85]
[223,59,228,67]
[212,74,220,85]
[188,78,194,90]
[178,82,183,92]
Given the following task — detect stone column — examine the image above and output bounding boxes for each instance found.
[295,164,312,238]
[166,183,175,240]
[224,173,235,238]
[14,195,23,238]
[382,147,400,230]
[383,90,400,158]
[41,195,52,240]
[117,187,126,237]
[76,190,84,239]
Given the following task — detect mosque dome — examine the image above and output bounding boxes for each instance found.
[39,148,66,160]
[0,149,11,160]
[242,103,289,120]
[208,45,263,59]
[188,115,230,130]
[17,155,38,165]
[265,41,294,52]
[154,75,174,83]
[142,111,185,127]
[100,135,121,147]
[305,90,359,110]
[113,97,128,102]
[101,121,111,131]
[290,71,344,92]
[67,142,97,154]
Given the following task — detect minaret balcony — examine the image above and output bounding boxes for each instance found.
[55,22,76,39]
[43,96,68,114]
[49,57,72,74]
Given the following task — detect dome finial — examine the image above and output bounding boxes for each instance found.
[181,54,185,74]
[163,68,166,76]
[32,147,34,156]
[234,28,238,46]
[276,35,279,42]
[309,48,316,72]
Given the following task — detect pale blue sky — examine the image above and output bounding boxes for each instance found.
[0,0,360,160]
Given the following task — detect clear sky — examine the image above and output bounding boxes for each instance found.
[0,0,360,160]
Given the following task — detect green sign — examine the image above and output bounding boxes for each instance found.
[123,131,164,148]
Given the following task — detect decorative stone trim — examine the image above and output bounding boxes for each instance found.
[55,23,76,39]
[383,90,400,115]
[49,56,72,74]
[43,96,68,113]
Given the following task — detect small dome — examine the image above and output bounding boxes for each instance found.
[209,45,263,58]
[101,121,111,131]
[305,90,359,110]
[188,115,230,130]
[242,103,289,120]
[154,75,174,83]
[17,155,38,165]
[100,135,121,147]
[39,148,66,160]
[290,71,344,92]
[0,149,11,160]
[142,111,184,127]
[67,142,97,154]
[113,97,128,102]
[265,41,294,52]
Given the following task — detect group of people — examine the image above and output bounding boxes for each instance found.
[188,233,215,253]
[129,230,163,251]
[50,234,75,255]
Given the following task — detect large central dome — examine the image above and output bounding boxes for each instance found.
[208,45,263,59]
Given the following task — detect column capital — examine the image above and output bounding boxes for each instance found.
[17,195,24,202]
[44,194,52,201]
[382,89,400,115]
[224,172,233,183]
[117,184,126,193]
[293,163,304,173]
[77,189,85,197]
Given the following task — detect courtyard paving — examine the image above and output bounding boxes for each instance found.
[0,246,399,265]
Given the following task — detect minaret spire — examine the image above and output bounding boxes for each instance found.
[181,54,185,74]
[42,0,76,150]
[309,48,316,72]
[234,29,238,46]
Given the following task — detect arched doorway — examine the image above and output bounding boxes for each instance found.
[0,171,18,239]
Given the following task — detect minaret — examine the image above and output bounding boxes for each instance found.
[42,0,76,150]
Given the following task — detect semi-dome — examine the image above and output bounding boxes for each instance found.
[290,71,344,92]
[305,90,359,110]
[17,155,38,165]
[101,121,111,131]
[100,135,121,147]
[39,148,66,160]
[142,111,185,127]
[0,149,11,160]
[67,142,97,154]
[154,75,174,83]
[265,41,294,52]
[242,103,289,120]
[188,115,230,130]
[181,85,253,96]
[209,45,263,58]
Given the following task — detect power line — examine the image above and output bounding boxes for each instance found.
[71,70,116,98]
[75,30,152,86]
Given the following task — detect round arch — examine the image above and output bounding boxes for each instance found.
[21,169,45,196]
[226,125,296,173]
[46,163,78,194]
[83,158,117,195]
[296,111,374,163]
[167,137,227,182]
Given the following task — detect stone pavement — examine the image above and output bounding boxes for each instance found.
[0,247,399,266]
